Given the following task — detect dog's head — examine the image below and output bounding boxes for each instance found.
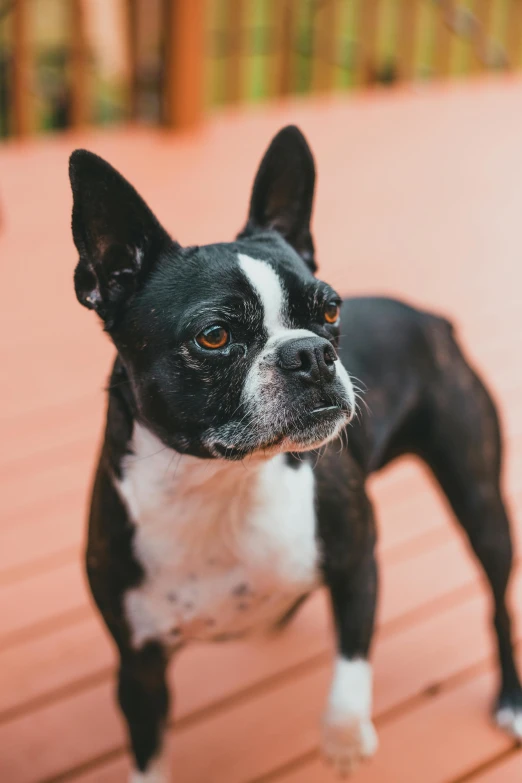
[70,126,355,459]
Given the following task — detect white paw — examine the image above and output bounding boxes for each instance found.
[495,706,522,740]
[321,714,378,777]
[129,754,170,783]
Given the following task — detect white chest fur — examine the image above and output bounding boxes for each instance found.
[116,424,320,649]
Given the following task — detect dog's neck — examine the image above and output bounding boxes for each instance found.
[117,421,288,536]
[133,420,276,481]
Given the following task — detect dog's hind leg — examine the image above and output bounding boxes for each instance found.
[418,318,522,737]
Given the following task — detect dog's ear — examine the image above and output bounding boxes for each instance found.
[69,150,176,328]
[240,125,317,272]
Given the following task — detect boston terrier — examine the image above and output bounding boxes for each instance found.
[69,125,522,781]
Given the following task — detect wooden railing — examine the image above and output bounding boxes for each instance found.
[1,0,521,139]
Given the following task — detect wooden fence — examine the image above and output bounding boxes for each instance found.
[1,0,522,139]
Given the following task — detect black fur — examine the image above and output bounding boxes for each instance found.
[70,150,175,329]
[238,125,317,271]
[70,125,522,776]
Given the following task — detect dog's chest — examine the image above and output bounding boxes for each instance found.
[117,428,320,649]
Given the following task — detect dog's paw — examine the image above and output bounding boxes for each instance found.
[321,714,378,777]
[495,689,522,741]
[129,753,170,783]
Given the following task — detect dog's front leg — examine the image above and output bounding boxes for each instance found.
[117,641,171,783]
[318,470,379,777]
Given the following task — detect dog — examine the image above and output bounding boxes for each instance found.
[69,125,522,781]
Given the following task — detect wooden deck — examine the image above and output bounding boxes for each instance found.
[2,78,522,783]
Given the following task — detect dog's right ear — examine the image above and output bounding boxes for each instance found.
[240,125,317,272]
[69,150,176,328]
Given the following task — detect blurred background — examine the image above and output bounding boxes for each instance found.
[2,2,522,783]
[0,0,520,139]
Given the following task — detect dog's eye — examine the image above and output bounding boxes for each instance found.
[324,301,340,325]
[195,325,230,350]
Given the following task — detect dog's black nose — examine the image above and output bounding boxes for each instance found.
[277,336,336,385]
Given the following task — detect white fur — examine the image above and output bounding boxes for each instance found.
[327,658,373,720]
[117,423,320,650]
[495,705,522,738]
[129,750,170,783]
[334,358,355,411]
[238,253,290,335]
[321,657,378,776]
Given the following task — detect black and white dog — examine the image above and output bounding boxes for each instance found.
[69,126,522,782]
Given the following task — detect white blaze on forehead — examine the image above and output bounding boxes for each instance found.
[238,253,287,335]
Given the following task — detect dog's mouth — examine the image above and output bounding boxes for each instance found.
[208,400,351,461]
[296,402,350,433]
[285,402,350,447]
[311,404,343,416]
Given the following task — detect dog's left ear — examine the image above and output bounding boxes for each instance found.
[69,149,175,329]
[240,125,317,272]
